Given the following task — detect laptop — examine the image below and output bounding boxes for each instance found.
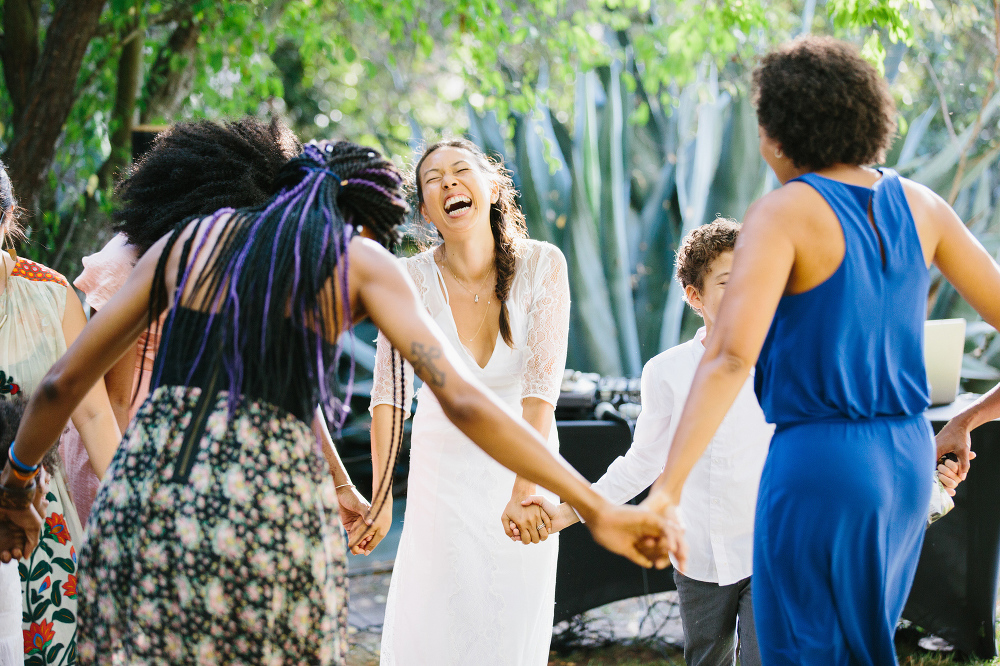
[924,318,966,406]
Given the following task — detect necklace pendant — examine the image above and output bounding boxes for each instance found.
[474,294,479,303]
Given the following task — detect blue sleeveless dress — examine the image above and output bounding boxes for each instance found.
[752,169,934,665]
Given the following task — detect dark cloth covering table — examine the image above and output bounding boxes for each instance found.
[555,401,1000,658]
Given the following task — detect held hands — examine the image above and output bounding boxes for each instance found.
[502,491,552,544]
[0,465,47,563]
[352,493,394,556]
[635,492,688,571]
[935,421,976,497]
[520,496,578,534]
[517,494,687,571]
[0,504,42,563]
[588,503,686,570]
[336,484,374,555]
[936,455,963,497]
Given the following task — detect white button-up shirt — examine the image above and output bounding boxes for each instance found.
[590,327,774,585]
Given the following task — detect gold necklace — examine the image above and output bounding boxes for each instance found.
[461,297,493,343]
[443,249,493,304]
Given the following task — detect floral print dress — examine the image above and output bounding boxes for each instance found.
[21,476,82,666]
[76,386,348,665]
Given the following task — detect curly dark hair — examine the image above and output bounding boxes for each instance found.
[414,138,528,348]
[0,396,57,472]
[753,35,897,171]
[112,116,301,255]
[675,218,740,295]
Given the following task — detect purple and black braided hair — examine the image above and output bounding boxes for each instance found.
[145,140,410,536]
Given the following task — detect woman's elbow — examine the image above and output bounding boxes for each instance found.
[437,385,480,429]
[714,349,753,377]
[39,371,68,406]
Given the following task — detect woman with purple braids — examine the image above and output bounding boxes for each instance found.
[0,140,683,664]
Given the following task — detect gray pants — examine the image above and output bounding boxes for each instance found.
[673,570,761,666]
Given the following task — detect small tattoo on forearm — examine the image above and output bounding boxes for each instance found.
[410,343,446,388]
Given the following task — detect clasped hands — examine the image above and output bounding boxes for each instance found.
[503,489,688,571]
[935,419,975,497]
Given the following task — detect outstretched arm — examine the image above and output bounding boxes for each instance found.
[503,398,555,544]
[313,408,373,554]
[527,362,677,534]
[61,285,122,479]
[915,184,1000,483]
[351,238,684,569]
[504,244,569,544]
[644,197,794,512]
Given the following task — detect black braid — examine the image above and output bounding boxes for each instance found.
[146,139,409,496]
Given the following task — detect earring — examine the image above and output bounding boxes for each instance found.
[774,148,783,159]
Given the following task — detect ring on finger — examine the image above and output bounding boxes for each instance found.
[537,524,546,530]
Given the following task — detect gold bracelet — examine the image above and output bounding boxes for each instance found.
[334,483,355,491]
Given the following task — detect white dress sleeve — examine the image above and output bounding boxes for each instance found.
[369,330,415,416]
[368,256,422,416]
[520,243,571,406]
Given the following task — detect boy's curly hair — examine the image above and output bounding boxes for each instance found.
[753,35,896,170]
[675,218,740,294]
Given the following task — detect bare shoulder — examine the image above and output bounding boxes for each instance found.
[745,182,816,221]
[898,176,953,219]
[740,183,820,242]
[348,237,411,286]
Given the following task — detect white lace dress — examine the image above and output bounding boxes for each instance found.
[374,240,570,665]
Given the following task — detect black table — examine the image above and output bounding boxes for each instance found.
[555,399,1000,657]
[905,395,1000,658]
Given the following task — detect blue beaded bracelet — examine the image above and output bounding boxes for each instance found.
[7,443,39,475]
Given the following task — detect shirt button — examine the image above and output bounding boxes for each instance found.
[711,498,720,505]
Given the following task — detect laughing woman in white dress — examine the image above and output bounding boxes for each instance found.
[370,139,570,665]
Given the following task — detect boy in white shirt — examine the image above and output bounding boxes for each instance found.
[530,218,773,666]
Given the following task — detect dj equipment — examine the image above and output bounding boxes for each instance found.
[556,370,642,421]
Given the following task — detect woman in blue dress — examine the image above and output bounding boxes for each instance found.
[642,36,1000,664]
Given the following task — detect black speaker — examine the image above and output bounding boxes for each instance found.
[554,420,675,623]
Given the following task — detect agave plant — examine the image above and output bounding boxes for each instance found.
[467,57,769,375]
[465,57,1000,390]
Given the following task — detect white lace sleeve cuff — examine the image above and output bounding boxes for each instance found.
[369,330,415,417]
[521,243,570,405]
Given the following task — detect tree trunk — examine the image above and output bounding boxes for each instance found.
[97,32,143,187]
[140,11,199,123]
[52,28,144,272]
[1,0,41,125]
[1,0,107,214]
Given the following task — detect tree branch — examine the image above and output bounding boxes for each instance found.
[949,0,1000,205]
[139,8,199,123]
[91,1,191,40]
[97,31,143,189]
[922,56,956,143]
[1,0,108,213]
